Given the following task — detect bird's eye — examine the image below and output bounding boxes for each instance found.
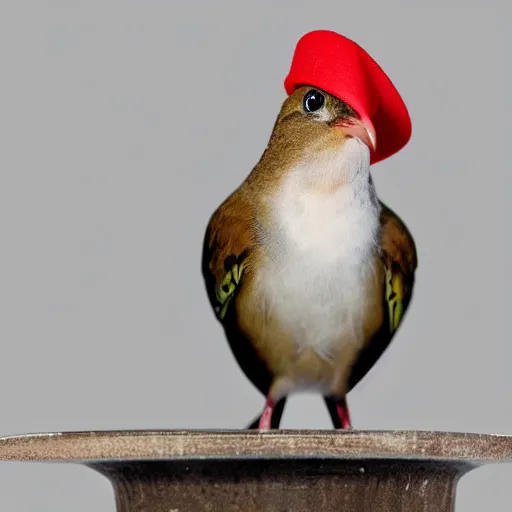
[303,90,325,113]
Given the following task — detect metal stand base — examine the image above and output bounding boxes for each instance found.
[2,430,511,511]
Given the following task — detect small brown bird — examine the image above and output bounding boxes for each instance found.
[201,31,417,429]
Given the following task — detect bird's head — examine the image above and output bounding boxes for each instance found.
[256,85,376,192]
[278,85,375,153]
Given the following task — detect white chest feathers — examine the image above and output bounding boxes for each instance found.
[257,170,382,359]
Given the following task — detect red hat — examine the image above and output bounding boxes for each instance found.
[284,30,412,165]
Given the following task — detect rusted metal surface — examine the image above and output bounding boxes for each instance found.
[1,430,512,462]
[94,459,468,512]
[1,430,511,511]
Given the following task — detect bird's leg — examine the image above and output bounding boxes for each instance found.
[336,400,352,429]
[246,398,287,429]
[257,378,294,430]
[324,396,352,429]
[258,397,275,430]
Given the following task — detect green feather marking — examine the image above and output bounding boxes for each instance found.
[385,265,404,334]
[215,261,245,320]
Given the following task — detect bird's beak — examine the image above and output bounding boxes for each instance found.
[335,116,376,153]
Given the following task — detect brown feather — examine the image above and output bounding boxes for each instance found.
[202,188,275,396]
[347,201,417,390]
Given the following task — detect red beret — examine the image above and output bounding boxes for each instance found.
[284,30,412,165]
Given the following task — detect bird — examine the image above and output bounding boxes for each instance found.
[201,30,417,430]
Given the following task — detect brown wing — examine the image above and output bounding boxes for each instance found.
[201,189,274,396]
[347,200,418,391]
